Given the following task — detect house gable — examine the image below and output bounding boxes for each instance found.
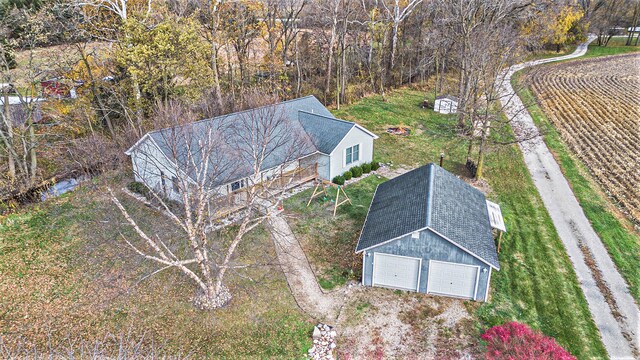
[328,125,377,180]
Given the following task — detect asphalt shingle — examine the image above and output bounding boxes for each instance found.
[298,111,354,154]
[133,96,369,187]
[356,166,432,251]
[356,163,500,269]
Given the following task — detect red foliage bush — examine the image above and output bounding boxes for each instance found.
[481,322,576,360]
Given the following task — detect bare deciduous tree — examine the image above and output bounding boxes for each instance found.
[0,13,49,192]
[109,95,312,310]
[381,0,423,71]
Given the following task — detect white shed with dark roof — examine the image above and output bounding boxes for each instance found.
[434,95,458,114]
[356,163,501,302]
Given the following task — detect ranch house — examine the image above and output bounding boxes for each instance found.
[125,95,377,202]
[356,163,503,302]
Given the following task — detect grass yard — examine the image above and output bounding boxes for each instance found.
[285,89,607,358]
[0,176,312,358]
[513,70,640,304]
[284,175,385,290]
[585,37,640,58]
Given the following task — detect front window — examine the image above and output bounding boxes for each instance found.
[230,179,245,192]
[346,144,360,165]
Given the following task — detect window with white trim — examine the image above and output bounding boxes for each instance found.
[230,179,245,192]
[345,144,360,165]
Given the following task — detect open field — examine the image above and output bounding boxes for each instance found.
[585,37,640,58]
[528,54,640,225]
[284,89,607,358]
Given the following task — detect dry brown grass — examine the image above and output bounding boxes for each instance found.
[0,172,312,357]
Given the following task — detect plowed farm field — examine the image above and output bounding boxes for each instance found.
[529,54,640,224]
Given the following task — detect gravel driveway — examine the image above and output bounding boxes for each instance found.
[497,35,639,360]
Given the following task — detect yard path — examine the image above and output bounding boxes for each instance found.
[498,35,639,360]
[266,166,412,322]
[267,212,342,321]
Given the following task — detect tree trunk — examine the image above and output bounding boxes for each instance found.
[295,36,302,97]
[77,45,115,138]
[628,3,640,46]
[476,134,486,179]
[475,117,490,179]
[210,215,252,307]
[324,16,338,103]
[338,21,347,107]
[389,20,399,71]
[2,92,15,183]
[433,51,439,105]
[27,112,37,186]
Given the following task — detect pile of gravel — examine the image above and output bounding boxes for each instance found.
[307,323,337,360]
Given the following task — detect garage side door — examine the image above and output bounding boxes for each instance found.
[372,253,421,291]
[427,261,479,299]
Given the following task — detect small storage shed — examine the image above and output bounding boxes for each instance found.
[355,163,501,302]
[434,95,458,114]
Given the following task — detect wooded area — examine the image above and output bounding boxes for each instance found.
[0,0,638,201]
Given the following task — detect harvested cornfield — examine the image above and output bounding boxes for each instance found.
[529,54,640,224]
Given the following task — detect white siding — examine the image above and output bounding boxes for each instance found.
[434,99,458,114]
[329,127,374,180]
[300,153,331,180]
[130,140,183,201]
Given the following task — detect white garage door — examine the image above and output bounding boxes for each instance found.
[372,253,421,291]
[427,260,479,299]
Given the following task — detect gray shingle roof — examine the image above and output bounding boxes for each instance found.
[298,111,355,154]
[356,165,432,251]
[356,163,499,269]
[129,96,374,187]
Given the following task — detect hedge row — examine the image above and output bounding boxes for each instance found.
[332,161,380,185]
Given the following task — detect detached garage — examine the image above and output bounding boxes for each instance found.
[356,163,502,302]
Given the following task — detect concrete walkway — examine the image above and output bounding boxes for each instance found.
[498,35,639,359]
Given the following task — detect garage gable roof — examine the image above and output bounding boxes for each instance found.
[356,163,500,269]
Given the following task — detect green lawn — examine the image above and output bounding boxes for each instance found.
[513,70,640,304]
[284,175,385,290]
[527,37,639,65]
[286,89,607,358]
[585,37,640,58]
[0,180,312,358]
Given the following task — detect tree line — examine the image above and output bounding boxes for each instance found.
[0,0,638,198]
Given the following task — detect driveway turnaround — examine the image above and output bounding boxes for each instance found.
[498,35,639,359]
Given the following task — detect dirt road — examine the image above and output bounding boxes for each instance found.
[498,35,639,360]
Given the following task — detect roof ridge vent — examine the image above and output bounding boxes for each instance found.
[425,164,436,228]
